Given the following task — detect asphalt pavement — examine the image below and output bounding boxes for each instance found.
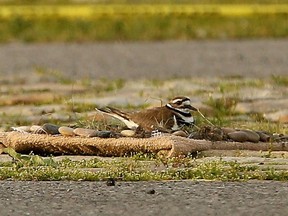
[1,180,288,216]
[0,39,287,80]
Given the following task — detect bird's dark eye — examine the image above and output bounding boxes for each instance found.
[176,101,182,105]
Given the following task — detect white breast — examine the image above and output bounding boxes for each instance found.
[171,115,180,130]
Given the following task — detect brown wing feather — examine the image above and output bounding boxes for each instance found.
[130,106,175,130]
[98,106,132,120]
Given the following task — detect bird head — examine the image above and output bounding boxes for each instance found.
[167,96,198,114]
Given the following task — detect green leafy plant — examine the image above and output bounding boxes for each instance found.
[3,147,57,169]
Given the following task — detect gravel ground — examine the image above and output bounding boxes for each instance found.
[1,181,288,216]
[1,40,288,216]
[0,39,287,80]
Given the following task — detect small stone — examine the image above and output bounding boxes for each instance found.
[227,131,249,142]
[172,130,188,137]
[147,189,156,194]
[11,126,31,133]
[221,127,236,134]
[42,123,60,135]
[73,128,98,137]
[88,130,112,138]
[272,133,282,141]
[256,131,271,142]
[106,178,116,186]
[241,129,260,143]
[58,126,75,136]
[273,134,288,142]
[121,130,136,137]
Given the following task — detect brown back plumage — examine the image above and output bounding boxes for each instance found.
[96,96,197,131]
[129,106,175,131]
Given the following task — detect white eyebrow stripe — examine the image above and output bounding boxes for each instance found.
[172,99,191,105]
[172,99,183,103]
[183,101,191,105]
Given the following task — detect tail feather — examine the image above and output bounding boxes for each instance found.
[96,107,139,129]
[104,106,130,120]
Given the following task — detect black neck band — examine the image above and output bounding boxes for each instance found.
[165,104,192,117]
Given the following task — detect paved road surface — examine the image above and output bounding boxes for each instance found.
[1,181,288,216]
[0,39,287,80]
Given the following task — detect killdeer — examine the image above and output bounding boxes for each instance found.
[96,96,197,132]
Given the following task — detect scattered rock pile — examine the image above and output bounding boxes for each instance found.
[189,125,288,143]
[10,123,288,144]
[12,123,114,138]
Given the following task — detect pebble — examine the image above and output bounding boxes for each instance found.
[256,131,271,142]
[172,130,188,137]
[121,130,136,137]
[88,130,112,138]
[227,131,249,142]
[147,189,156,194]
[42,123,60,135]
[221,127,236,134]
[73,128,98,137]
[279,135,288,142]
[241,129,260,143]
[106,178,116,186]
[58,126,75,136]
[11,126,31,133]
[273,134,288,142]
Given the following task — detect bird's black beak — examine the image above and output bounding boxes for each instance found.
[184,104,198,112]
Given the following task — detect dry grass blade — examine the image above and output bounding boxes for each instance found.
[196,109,215,127]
